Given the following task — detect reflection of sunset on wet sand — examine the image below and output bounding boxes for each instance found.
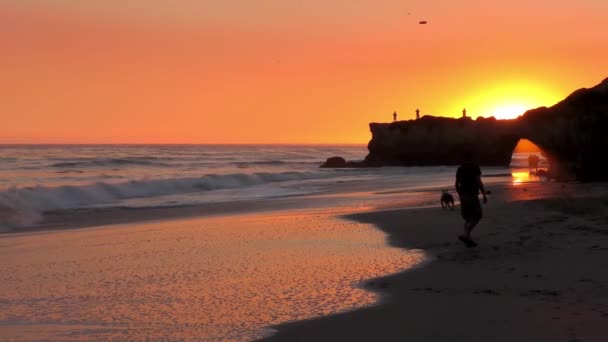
[511,171,532,184]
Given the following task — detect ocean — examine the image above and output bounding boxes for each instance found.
[0,145,544,230]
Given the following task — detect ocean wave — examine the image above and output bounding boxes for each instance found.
[233,160,288,166]
[0,170,342,227]
[51,157,173,168]
[48,158,313,169]
[56,169,84,174]
[510,156,548,168]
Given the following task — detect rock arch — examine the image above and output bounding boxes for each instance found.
[362,77,608,181]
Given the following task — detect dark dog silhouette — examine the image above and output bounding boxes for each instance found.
[441,191,455,210]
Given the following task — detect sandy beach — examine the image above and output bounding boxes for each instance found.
[3,175,608,341]
[263,181,608,341]
[0,196,423,341]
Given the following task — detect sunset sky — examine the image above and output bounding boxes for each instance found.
[2,1,607,144]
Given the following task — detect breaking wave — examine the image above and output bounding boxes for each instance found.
[0,170,346,228]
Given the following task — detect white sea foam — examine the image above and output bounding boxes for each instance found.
[0,145,525,229]
[0,170,354,226]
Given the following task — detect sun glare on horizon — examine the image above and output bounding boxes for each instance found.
[462,81,560,121]
[491,104,529,120]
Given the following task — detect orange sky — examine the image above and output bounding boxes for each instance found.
[2,1,607,144]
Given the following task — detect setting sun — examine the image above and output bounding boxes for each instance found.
[491,104,529,120]
[453,80,562,121]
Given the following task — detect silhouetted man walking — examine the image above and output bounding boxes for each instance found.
[455,151,487,247]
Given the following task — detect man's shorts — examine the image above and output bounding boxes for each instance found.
[459,195,482,221]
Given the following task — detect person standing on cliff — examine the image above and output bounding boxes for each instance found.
[416,109,420,119]
[393,111,397,122]
[455,151,487,247]
[462,108,467,118]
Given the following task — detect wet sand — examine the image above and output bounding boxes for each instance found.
[0,209,424,341]
[264,182,608,341]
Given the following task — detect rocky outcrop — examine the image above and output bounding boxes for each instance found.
[326,77,608,182]
[521,77,608,181]
[320,156,367,168]
[321,156,347,168]
[365,116,520,166]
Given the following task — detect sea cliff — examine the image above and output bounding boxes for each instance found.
[365,116,519,167]
[324,77,608,181]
